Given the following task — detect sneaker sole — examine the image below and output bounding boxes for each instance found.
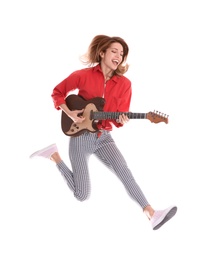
[153,206,177,230]
[29,143,56,159]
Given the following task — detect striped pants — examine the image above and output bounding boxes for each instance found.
[56,130,149,209]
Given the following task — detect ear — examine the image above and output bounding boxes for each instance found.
[100,51,104,58]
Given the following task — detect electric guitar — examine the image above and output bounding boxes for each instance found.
[61,94,169,137]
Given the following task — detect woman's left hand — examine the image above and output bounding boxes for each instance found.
[117,114,129,124]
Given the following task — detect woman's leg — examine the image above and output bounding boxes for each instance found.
[55,134,97,201]
[94,132,177,229]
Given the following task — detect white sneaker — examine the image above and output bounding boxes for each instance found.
[29,144,58,159]
[151,206,177,230]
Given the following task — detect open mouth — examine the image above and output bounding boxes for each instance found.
[112,59,119,66]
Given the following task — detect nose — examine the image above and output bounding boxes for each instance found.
[116,52,122,60]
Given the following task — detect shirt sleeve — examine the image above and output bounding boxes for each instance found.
[112,79,132,128]
[51,71,80,110]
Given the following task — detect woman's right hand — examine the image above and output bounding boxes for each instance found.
[67,109,85,123]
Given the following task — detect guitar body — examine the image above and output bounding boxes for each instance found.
[61,94,105,136]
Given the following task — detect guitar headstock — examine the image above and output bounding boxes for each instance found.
[147,111,169,124]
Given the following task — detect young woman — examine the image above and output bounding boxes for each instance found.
[30,35,177,230]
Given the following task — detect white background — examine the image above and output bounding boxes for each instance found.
[1,0,218,259]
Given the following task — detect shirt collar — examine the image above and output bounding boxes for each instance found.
[93,64,119,82]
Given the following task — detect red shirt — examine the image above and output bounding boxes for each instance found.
[51,64,132,131]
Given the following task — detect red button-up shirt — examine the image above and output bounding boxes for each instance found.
[51,64,132,131]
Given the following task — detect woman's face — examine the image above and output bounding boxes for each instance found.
[100,42,124,71]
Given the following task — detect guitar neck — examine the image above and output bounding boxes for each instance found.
[92,111,147,120]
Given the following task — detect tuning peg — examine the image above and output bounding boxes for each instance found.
[153,110,169,119]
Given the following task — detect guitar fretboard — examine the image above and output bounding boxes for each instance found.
[91,111,147,120]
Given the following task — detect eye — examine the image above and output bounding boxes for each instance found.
[111,50,123,57]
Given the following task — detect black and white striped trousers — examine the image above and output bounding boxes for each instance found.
[56,130,149,209]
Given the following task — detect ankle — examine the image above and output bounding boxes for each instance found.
[50,152,62,163]
[143,205,155,220]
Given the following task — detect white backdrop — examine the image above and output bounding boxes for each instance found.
[1,1,218,259]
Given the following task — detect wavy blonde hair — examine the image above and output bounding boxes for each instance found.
[80,35,129,75]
